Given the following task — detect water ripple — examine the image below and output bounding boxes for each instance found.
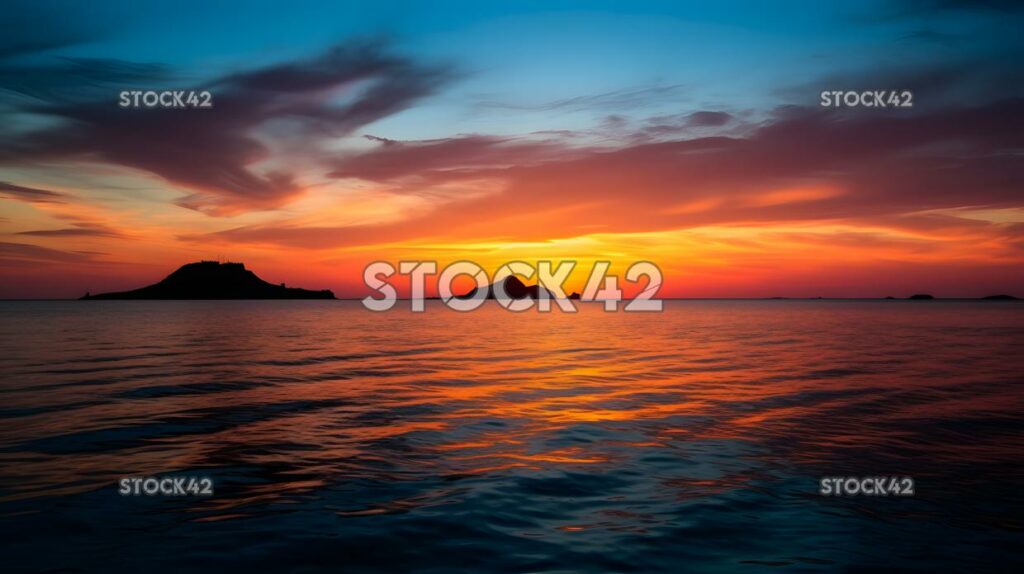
[0,300,1022,572]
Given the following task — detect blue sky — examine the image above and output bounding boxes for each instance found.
[22,0,1017,139]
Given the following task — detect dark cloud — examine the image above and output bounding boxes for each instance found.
[212,41,456,137]
[363,134,400,146]
[0,57,172,104]
[685,111,732,127]
[778,59,1024,111]
[475,84,687,113]
[201,96,1024,249]
[17,226,121,238]
[600,114,629,131]
[891,0,1024,14]
[0,241,94,263]
[630,110,738,141]
[330,135,572,183]
[0,39,456,215]
[329,111,736,185]
[0,2,102,60]
[858,0,1024,23]
[0,181,63,202]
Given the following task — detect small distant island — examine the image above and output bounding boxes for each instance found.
[81,261,335,300]
[904,294,1018,300]
[459,275,580,300]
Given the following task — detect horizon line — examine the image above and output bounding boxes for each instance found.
[1,296,1018,302]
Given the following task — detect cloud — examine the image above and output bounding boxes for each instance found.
[685,111,733,127]
[0,181,63,202]
[0,38,456,215]
[0,57,171,105]
[856,0,1024,23]
[889,0,1024,15]
[475,84,687,113]
[330,135,573,183]
[17,226,121,238]
[0,241,94,263]
[779,60,1024,112]
[196,96,1024,249]
[0,3,101,60]
[633,110,737,141]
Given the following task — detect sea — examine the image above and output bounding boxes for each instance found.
[0,300,1021,572]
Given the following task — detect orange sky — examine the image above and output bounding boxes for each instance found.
[3,109,1022,299]
[3,166,1021,299]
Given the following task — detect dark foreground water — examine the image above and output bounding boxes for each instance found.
[0,300,1021,573]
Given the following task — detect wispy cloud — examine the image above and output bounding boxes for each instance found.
[0,241,95,263]
[0,181,63,202]
[17,226,122,238]
[0,38,457,215]
[475,84,687,113]
[195,96,1024,252]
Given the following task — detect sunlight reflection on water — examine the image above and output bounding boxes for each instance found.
[0,300,1022,572]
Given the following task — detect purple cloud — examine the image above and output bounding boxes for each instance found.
[0,181,63,202]
[0,39,455,215]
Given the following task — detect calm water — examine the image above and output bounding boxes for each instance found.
[0,301,1021,573]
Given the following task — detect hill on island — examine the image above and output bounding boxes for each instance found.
[459,275,577,299]
[81,261,335,300]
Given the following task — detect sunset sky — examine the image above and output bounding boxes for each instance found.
[1,0,1022,298]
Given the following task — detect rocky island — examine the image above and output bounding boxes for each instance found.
[459,275,560,299]
[81,261,335,300]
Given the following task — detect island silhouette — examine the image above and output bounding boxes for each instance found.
[458,275,576,299]
[74,262,1019,301]
[81,261,335,300]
